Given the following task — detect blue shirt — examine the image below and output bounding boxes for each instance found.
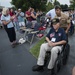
[46,28,67,43]
[1,15,14,28]
[17,12,24,22]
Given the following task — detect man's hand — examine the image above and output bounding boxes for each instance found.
[51,42,56,47]
[48,41,56,47]
[65,30,68,34]
[48,41,52,46]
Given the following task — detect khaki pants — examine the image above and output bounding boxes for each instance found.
[37,43,62,69]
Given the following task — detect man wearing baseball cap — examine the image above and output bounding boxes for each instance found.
[16,8,25,27]
[32,18,67,75]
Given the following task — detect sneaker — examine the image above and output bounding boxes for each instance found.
[32,65,44,72]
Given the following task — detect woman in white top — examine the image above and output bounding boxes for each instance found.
[1,8,18,48]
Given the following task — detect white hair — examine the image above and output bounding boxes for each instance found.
[2,8,9,15]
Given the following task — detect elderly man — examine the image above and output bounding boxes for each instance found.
[32,18,67,75]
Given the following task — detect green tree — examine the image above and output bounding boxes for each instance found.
[46,2,54,12]
[11,0,47,11]
[69,0,75,9]
[60,4,68,10]
[54,0,60,6]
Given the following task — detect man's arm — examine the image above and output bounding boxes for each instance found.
[46,37,66,47]
[46,37,53,47]
[53,40,66,46]
[65,14,71,33]
[66,23,71,33]
[46,37,51,43]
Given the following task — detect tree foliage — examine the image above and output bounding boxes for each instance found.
[46,2,54,12]
[69,0,75,9]
[11,0,47,11]
[53,0,60,6]
[60,4,68,11]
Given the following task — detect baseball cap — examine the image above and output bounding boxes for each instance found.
[52,18,60,25]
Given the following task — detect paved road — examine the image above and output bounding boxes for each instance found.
[0,29,75,75]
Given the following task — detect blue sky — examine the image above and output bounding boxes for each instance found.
[0,0,70,7]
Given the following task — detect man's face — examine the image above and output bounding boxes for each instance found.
[55,9,61,16]
[18,10,21,13]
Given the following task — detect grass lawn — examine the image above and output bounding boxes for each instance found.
[30,37,45,59]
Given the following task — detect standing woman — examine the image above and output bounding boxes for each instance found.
[9,8,14,17]
[1,8,18,48]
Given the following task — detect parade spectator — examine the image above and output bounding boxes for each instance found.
[1,8,18,48]
[46,8,56,20]
[25,7,32,22]
[30,8,38,28]
[69,15,74,35]
[25,7,32,28]
[16,8,25,27]
[9,8,14,16]
[13,11,19,31]
[0,10,2,28]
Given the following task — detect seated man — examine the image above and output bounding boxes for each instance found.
[32,18,67,75]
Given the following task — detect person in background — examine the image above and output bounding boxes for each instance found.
[16,9,25,27]
[30,8,39,28]
[69,15,74,35]
[46,8,56,28]
[36,10,43,23]
[46,8,56,20]
[1,8,18,48]
[25,7,32,22]
[13,11,19,31]
[0,10,2,28]
[9,8,14,16]
[25,7,32,28]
